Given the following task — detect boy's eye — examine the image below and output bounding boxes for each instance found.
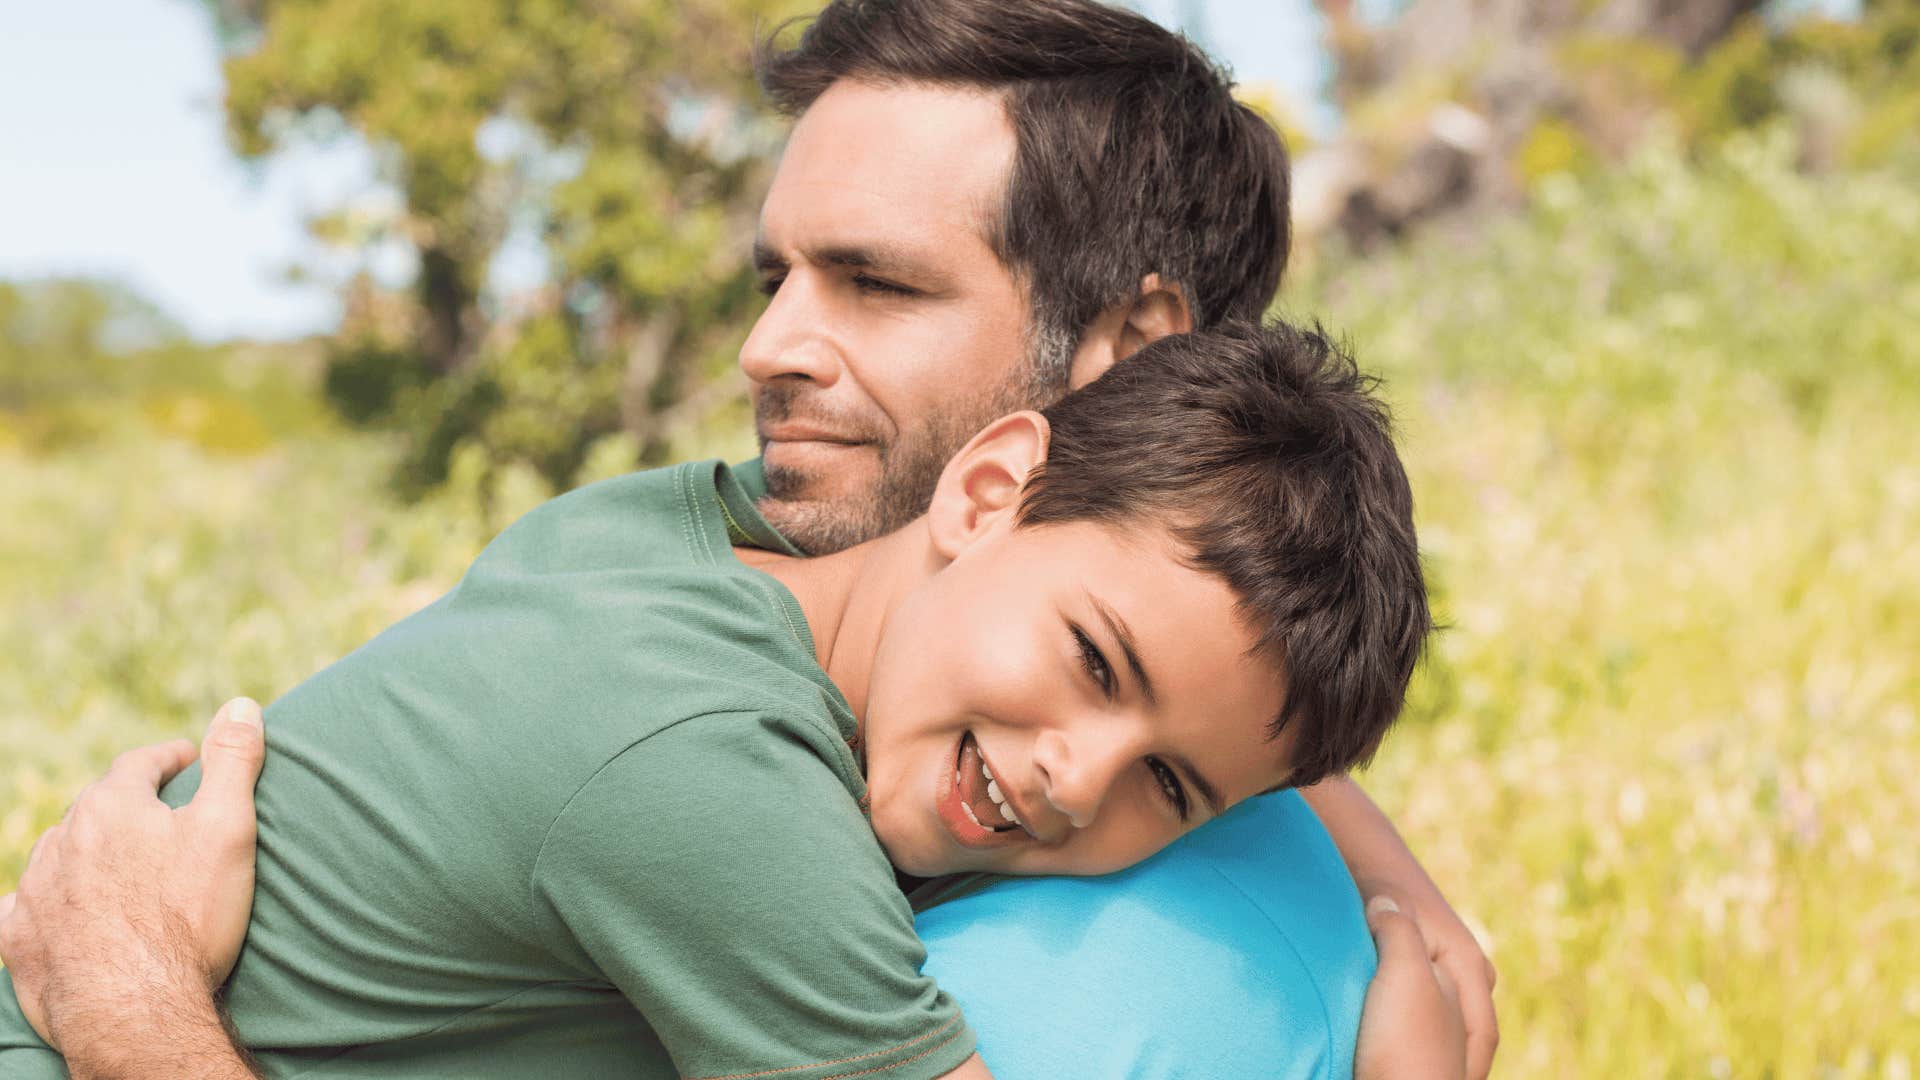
[755,274,785,297]
[1072,625,1115,697]
[1147,757,1192,821]
[853,274,916,297]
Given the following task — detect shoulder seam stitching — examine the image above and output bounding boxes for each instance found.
[1205,862,1340,1076]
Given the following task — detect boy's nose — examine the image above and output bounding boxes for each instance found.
[1031,721,1144,832]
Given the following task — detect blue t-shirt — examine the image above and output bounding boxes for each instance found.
[915,789,1374,1079]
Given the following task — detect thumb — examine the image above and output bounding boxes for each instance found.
[192,697,267,820]
[1366,895,1433,977]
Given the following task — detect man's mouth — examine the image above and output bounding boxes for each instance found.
[936,733,1031,849]
[759,421,867,446]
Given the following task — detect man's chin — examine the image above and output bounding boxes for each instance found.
[756,492,879,556]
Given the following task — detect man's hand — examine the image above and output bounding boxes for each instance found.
[1301,775,1498,1079]
[1356,896,1467,1080]
[0,698,267,1079]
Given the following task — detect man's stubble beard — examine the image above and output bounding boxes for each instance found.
[759,322,1076,555]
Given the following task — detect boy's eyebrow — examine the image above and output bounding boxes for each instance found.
[1090,594,1157,708]
[1168,750,1226,819]
[1090,592,1227,818]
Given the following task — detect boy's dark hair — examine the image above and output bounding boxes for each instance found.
[756,0,1291,383]
[1020,321,1429,789]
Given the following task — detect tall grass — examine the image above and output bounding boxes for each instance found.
[3,132,1915,1075]
[1288,133,1920,1076]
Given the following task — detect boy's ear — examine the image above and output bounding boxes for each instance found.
[925,411,1052,561]
[1066,273,1193,390]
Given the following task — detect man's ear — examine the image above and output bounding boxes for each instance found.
[925,411,1051,561]
[1066,273,1194,389]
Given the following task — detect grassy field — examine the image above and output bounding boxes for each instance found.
[4,134,1917,1075]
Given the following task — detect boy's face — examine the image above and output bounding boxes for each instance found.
[860,515,1293,878]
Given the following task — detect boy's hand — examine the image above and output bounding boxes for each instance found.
[0,698,266,1075]
[1301,775,1497,1078]
[1356,896,1468,1080]
[1381,878,1497,1077]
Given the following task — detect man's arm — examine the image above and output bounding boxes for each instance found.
[1302,774,1499,1079]
[0,700,268,1080]
[0,698,994,1080]
[4,707,1471,1080]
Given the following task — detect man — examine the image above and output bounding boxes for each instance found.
[0,1,1495,1075]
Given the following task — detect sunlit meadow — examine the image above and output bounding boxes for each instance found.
[3,133,1916,1075]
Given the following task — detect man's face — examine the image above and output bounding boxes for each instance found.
[744,79,1044,554]
[859,515,1294,878]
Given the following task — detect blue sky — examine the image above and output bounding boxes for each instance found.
[0,1,1330,342]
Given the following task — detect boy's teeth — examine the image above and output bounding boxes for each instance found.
[960,800,981,827]
[982,762,993,781]
[987,780,1003,804]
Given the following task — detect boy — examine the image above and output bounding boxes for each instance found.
[0,319,1428,1078]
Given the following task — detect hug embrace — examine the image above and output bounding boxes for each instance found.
[0,1,1496,1077]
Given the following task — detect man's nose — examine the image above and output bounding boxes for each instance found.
[1032,719,1146,831]
[739,275,841,388]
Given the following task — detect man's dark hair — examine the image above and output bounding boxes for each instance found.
[1019,320,1429,789]
[756,0,1291,384]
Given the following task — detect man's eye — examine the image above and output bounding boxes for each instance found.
[1072,625,1114,697]
[853,274,915,296]
[755,275,785,297]
[1147,758,1191,821]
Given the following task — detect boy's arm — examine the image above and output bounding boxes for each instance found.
[1301,774,1499,1079]
[0,703,267,1080]
[938,1054,994,1079]
[531,713,978,1080]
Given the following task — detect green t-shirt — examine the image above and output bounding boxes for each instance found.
[0,461,975,1079]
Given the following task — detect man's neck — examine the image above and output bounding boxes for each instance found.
[735,524,932,728]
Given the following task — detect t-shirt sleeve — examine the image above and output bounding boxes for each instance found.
[0,971,69,1079]
[529,711,976,1080]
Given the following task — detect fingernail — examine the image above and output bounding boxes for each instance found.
[224,697,263,728]
[1366,895,1400,918]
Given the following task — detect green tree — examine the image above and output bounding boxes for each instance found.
[205,0,810,493]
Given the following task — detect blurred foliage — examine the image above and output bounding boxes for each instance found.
[0,279,182,407]
[1281,130,1920,1076]
[207,0,811,497]
[1554,4,1920,173]
[1300,0,1920,254]
[5,127,1916,1075]
[1683,3,1919,142]
[0,279,331,456]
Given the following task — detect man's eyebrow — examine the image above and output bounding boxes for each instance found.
[750,239,786,274]
[1090,592,1227,818]
[755,237,944,281]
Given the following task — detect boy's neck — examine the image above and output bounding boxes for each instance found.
[735,523,933,730]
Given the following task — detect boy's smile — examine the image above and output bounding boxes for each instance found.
[861,513,1295,878]
[937,732,1033,848]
